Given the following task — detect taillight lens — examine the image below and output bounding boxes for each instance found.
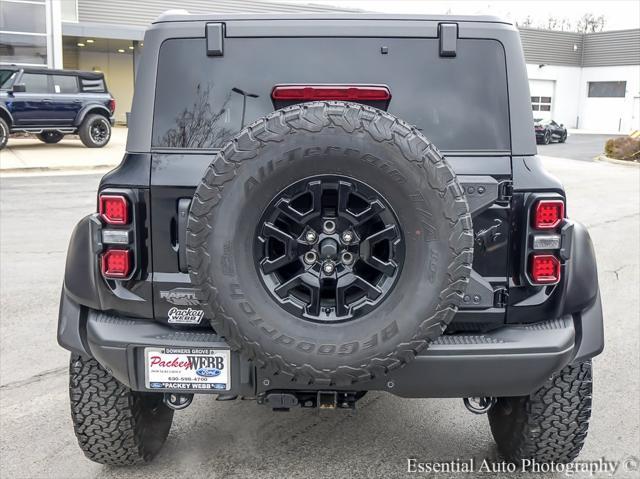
[99,194,129,225]
[530,254,560,284]
[533,199,564,230]
[101,249,131,278]
[108,98,116,114]
[271,85,391,102]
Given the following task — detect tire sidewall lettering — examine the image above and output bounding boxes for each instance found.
[228,282,399,357]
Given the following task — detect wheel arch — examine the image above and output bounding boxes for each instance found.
[74,105,111,126]
[0,105,13,127]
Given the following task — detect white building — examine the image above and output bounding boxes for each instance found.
[2,1,639,132]
[521,28,640,132]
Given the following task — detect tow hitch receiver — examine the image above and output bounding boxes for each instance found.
[317,391,338,409]
[259,391,361,411]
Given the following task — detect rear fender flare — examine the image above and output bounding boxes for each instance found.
[0,105,13,126]
[74,105,111,126]
[563,221,599,313]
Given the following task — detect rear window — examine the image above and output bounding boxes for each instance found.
[80,77,106,92]
[153,37,510,152]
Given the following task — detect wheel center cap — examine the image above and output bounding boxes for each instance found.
[319,238,338,259]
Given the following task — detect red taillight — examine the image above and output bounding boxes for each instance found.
[99,194,129,225]
[533,199,564,230]
[530,254,560,284]
[101,249,131,278]
[108,98,116,114]
[271,85,391,102]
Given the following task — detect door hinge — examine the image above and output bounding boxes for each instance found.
[438,23,458,57]
[497,180,513,205]
[493,287,509,308]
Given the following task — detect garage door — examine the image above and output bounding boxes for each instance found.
[529,80,555,121]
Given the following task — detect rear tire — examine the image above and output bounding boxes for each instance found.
[0,117,8,150]
[79,113,111,148]
[543,131,551,145]
[37,131,64,144]
[69,354,174,465]
[488,360,592,464]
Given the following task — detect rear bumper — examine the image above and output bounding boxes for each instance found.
[58,289,603,398]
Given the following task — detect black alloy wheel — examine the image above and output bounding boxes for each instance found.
[254,175,404,322]
[90,118,110,144]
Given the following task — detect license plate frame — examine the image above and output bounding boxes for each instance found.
[144,347,231,391]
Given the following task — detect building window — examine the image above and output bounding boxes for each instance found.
[0,0,46,34]
[0,33,47,65]
[531,96,552,112]
[0,0,47,66]
[588,81,626,98]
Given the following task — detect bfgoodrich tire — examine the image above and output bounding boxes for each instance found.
[187,102,473,385]
[488,360,593,464]
[79,113,111,148]
[69,354,174,465]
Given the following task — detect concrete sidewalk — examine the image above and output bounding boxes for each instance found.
[0,126,126,173]
[567,128,627,136]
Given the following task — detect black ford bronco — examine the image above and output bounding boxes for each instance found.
[57,12,604,466]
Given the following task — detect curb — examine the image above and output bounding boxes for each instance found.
[0,164,115,176]
[594,155,640,167]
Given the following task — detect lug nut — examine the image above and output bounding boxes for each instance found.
[305,230,317,243]
[303,251,318,265]
[341,251,354,265]
[322,261,335,275]
[341,231,354,243]
[323,220,336,234]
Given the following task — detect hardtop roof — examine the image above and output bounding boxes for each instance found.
[152,12,511,26]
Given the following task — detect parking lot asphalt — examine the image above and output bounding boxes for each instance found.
[538,133,617,161]
[0,156,638,478]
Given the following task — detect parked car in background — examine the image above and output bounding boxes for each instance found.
[534,118,567,144]
[0,67,115,150]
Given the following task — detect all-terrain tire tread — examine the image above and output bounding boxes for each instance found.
[69,354,173,465]
[488,360,593,464]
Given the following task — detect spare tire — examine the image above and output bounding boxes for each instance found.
[187,102,473,385]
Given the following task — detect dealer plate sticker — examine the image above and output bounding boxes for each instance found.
[145,348,230,391]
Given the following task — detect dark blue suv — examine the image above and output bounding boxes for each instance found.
[0,67,115,150]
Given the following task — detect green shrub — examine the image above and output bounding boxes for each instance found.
[604,136,640,161]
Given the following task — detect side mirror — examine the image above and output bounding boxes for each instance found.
[11,83,26,93]
[560,123,564,127]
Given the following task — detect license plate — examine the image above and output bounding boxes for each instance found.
[145,347,230,391]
